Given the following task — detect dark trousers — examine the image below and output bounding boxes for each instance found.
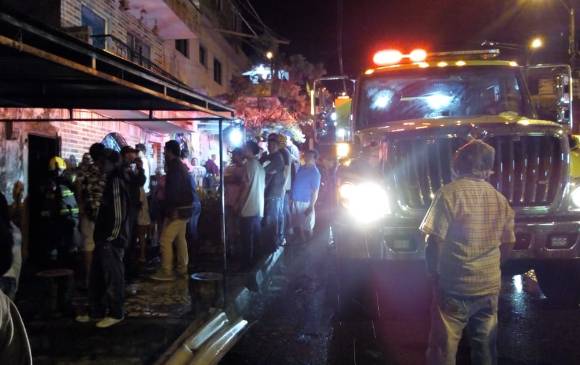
[89,242,125,319]
[124,207,140,280]
[239,216,261,267]
[187,202,202,266]
[263,197,283,251]
[187,202,202,243]
[281,192,291,241]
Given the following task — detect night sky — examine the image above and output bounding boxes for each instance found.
[252,0,575,75]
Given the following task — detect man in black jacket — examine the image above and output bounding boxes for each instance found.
[151,140,194,281]
[78,149,129,328]
[120,145,146,277]
[260,134,286,253]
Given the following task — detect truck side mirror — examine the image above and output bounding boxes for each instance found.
[554,72,571,125]
[525,64,573,128]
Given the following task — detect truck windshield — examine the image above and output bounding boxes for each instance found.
[356,66,532,128]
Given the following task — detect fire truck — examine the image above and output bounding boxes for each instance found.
[333,48,580,306]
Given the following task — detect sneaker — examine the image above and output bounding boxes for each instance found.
[96,316,124,328]
[75,315,103,323]
[150,271,176,281]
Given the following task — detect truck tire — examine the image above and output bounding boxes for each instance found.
[535,262,580,304]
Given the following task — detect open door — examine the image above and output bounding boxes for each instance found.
[27,134,60,264]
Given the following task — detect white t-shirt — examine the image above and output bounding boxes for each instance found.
[241,158,265,218]
[4,223,21,286]
[139,152,151,194]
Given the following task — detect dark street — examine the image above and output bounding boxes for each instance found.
[2,1,580,364]
[222,225,580,365]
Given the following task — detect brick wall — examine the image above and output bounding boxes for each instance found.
[53,121,146,161]
[60,0,165,68]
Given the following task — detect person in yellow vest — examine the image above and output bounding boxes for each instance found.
[39,157,79,267]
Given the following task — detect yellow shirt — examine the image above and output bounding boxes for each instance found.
[420,177,515,297]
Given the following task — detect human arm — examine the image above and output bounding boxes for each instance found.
[304,189,319,216]
[419,192,451,281]
[133,158,146,187]
[305,169,321,215]
[264,154,284,175]
[424,234,442,280]
[235,166,250,213]
[106,177,125,242]
[500,206,516,264]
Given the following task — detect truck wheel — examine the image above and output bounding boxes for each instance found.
[535,262,580,304]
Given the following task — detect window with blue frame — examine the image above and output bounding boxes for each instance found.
[81,5,106,49]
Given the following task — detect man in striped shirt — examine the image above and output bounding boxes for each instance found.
[420,140,515,365]
[79,149,129,329]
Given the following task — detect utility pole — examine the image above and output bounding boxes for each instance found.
[569,6,576,68]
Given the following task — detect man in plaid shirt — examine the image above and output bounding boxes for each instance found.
[420,140,515,365]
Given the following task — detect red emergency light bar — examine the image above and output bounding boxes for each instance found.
[373,48,428,66]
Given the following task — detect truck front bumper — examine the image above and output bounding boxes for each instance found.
[333,213,580,262]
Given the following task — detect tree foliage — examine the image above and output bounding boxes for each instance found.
[225,54,326,128]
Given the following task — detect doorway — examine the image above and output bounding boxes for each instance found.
[27,134,59,263]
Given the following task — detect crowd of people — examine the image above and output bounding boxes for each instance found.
[224,133,321,270]
[0,132,321,331]
[0,130,517,364]
[0,140,204,329]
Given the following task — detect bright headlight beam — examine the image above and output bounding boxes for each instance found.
[339,182,389,223]
[571,186,580,208]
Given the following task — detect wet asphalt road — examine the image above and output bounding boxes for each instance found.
[221,225,580,365]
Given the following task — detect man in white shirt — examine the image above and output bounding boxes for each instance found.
[236,141,265,269]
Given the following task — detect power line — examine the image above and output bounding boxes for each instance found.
[245,0,276,36]
[229,1,258,36]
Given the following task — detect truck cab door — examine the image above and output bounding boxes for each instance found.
[524,64,573,128]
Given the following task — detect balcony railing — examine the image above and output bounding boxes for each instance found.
[90,34,181,83]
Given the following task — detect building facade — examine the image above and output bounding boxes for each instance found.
[0,0,250,201]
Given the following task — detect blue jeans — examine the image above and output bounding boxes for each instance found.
[187,202,202,242]
[263,197,283,251]
[281,192,291,241]
[427,289,498,365]
[239,216,261,267]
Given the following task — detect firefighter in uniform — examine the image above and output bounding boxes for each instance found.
[40,157,79,267]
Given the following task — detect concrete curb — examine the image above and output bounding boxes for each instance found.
[155,246,285,365]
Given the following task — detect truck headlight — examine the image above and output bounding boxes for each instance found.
[571,186,580,208]
[339,182,390,223]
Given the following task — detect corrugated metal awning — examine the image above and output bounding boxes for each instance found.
[0,8,233,118]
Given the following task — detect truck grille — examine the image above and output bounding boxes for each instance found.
[389,135,565,209]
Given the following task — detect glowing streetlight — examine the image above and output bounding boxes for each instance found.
[529,0,575,66]
[266,51,274,60]
[530,37,544,49]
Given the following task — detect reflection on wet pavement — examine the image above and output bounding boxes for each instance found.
[125,278,190,319]
[221,226,580,365]
[221,227,335,365]
[499,271,580,365]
